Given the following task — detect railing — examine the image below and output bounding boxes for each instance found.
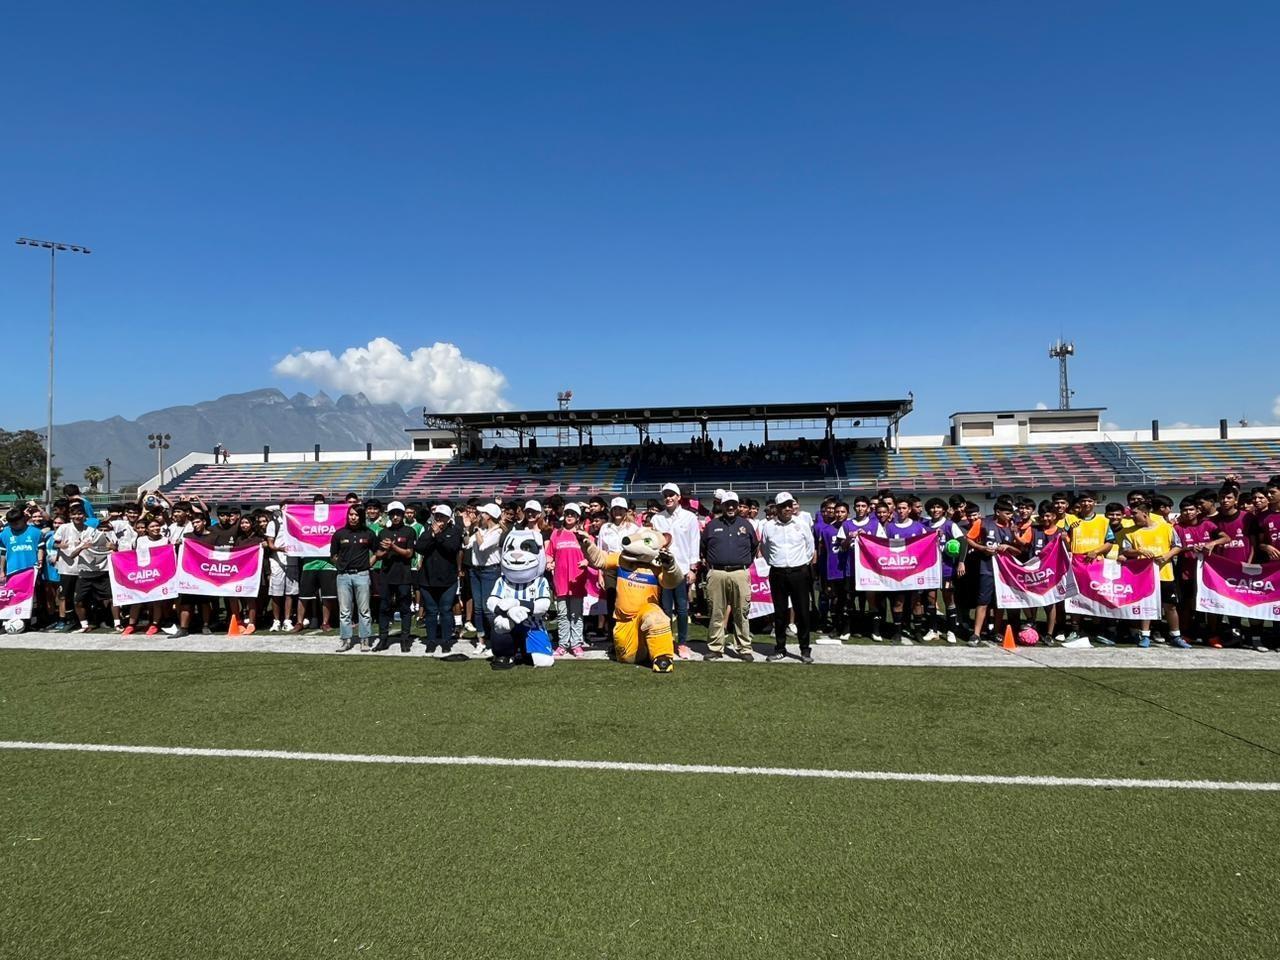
[1100,434,1151,484]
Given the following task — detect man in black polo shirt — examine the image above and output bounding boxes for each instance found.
[700,491,758,660]
[372,501,417,653]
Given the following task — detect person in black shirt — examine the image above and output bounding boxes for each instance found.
[373,501,417,652]
[700,492,759,659]
[330,504,376,652]
[415,504,463,654]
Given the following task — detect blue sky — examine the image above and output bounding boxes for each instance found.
[4,1,1278,438]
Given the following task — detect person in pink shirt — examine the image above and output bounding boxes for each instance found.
[546,502,592,657]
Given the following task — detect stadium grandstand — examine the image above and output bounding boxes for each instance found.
[154,399,1280,506]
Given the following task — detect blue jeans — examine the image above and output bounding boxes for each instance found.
[660,580,689,646]
[422,582,458,650]
[336,571,372,640]
[470,565,501,641]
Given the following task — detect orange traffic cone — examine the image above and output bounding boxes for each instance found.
[227,614,243,637]
[1002,625,1016,651]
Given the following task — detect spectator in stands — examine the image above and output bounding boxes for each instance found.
[416,504,462,655]
[651,483,700,659]
[331,504,376,652]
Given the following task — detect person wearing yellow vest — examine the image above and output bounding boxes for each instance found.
[1120,502,1187,648]
[1062,491,1117,646]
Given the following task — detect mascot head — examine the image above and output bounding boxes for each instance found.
[620,527,670,565]
[500,529,547,585]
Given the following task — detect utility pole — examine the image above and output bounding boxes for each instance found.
[1049,339,1075,410]
[15,237,92,504]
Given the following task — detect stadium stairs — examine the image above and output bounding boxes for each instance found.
[842,442,1138,492]
[161,460,400,505]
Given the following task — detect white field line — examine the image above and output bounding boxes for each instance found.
[1,740,1277,793]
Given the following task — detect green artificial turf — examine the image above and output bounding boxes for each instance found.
[2,651,1279,959]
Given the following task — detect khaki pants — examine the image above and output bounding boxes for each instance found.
[706,568,752,653]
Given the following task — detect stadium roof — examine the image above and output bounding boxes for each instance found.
[425,399,912,436]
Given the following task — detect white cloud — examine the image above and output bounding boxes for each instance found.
[1273,395,1280,419]
[274,337,509,412]
[1102,421,1120,431]
[1034,401,1049,410]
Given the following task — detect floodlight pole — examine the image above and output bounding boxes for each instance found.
[16,237,92,504]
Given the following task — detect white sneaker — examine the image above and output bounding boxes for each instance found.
[899,636,914,646]
[838,633,851,641]
[945,631,958,645]
[871,630,885,643]
[282,620,294,632]
[1062,636,1093,649]
[1053,634,1066,645]
[268,620,281,632]
[922,629,940,643]
[812,634,842,645]
[162,624,180,636]
[201,626,213,635]
[786,623,798,637]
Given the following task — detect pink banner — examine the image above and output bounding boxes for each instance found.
[282,504,340,558]
[855,532,941,591]
[1196,554,1280,621]
[0,568,36,620]
[993,536,1077,609]
[176,540,264,597]
[109,543,179,605]
[1064,555,1159,620]
[749,558,774,618]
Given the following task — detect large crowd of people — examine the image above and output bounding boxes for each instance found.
[2,473,1279,659]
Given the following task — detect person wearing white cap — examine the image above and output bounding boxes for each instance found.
[414,503,463,654]
[465,503,504,654]
[521,500,544,532]
[372,501,417,652]
[760,492,816,662]
[596,497,639,623]
[700,491,758,660]
[651,483,701,658]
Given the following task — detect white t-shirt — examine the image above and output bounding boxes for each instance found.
[53,522,83,576]
[167,521,192,545]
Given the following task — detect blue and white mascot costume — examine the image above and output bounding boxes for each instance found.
[487,528,554,669]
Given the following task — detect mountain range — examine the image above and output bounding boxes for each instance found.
[40,388,419,488]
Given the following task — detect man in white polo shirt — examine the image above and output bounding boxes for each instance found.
[651,482,700,659]
[760,491,816,663]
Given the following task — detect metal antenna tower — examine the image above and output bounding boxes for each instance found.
[1048,339,1075,410]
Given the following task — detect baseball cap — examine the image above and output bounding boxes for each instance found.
[524,500,543,513]
[661,483,680,496]
[562,502,582,516]
[433,504,454,519]
[479,503,501,519]
[609,496,628,510]
[386,501,406,514]
[721,491,740,504]
[774,491,796,506]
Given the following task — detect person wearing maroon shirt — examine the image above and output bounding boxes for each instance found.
[1205,485,1257,648]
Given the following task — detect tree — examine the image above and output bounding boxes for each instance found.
[0,429,58,496]
[84,464,104,493]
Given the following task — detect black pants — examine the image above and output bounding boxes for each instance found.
[829,578,852,634]
[769,565,812,653]
[378,581,414,639]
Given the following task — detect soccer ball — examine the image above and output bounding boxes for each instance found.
[3,619,25,635]
[1017,625,1039,646]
